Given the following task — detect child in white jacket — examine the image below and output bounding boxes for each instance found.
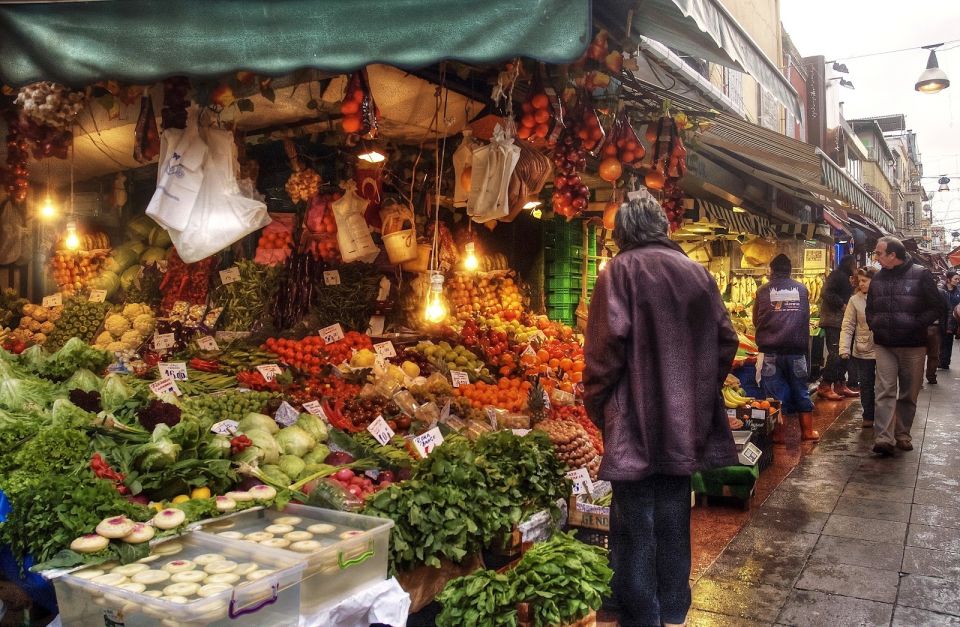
[840,267,877,427]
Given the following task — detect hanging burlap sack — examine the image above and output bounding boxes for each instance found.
[501,141,553,223]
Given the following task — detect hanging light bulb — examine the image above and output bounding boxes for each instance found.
[598,247,611,272]
[39,196,57,220]
[64,220,81,251]
[358,140,387,164]
[915,45,950,94]
[423,272,448,324]
[463,241,479,272]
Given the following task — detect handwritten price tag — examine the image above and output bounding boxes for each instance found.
[512,429,531,437]
[88,289,107,303]
[275,401,300,427]
[521,345,537,358]
[211,419,239,435]
[197,336,219,351]
[42,293,62,308]
[153,333,176,350]
[149,376,182,397]
[566,467,594,496]
[323,270,341,286]
[373,341,397,359]
[158,362,188,380]
[256,364,283,382]
[450,371,470,388]
[219,266,241,285]
[412,427,444,458]
[367,315,386,336]
[367,415,395,446]
[319,323,345,345]
[302,400,327,419]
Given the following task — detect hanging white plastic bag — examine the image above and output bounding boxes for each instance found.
[332,181,379,263]
[167,128,270,263]
[452,129,478,208]
[146,107,207,232]
[466,124,520,223]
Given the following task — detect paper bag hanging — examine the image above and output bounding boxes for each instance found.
[332,181,379,263]
[466,124,521,223]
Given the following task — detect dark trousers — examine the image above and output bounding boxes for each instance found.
[851,356,876,422]
[941,329,956,368]
[926,326,941,382]
[610,475,692,627]
[822,326,849,384]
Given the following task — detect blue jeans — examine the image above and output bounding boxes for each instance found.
[610,476,692,626]
[761,353,815,414]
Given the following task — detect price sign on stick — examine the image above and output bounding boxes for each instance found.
[149,376,182,397]
[367,416,395,446]
[450,371,470,388]
[302,400,327,419]
[373,341,397,359]
[219,266,241,285]
[42,293,62,308]
[210,419,239,435]
[88,289,107,303]
[566,468,594,496]
[153,333,175,350]
[319,323,345,345]
[323,270,341,286]
[412,427,444,458]
[197,336,219,351]
[275,401,299,426]
[256,364,283,382]
[158,362,188,381]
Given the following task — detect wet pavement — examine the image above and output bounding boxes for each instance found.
[689,344,960,626]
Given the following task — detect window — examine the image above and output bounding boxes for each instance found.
[905,201,915,227]
[723,67,744,111]
[846,157,862,183]
[758,87,779,132]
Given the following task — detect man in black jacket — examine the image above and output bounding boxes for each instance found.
[865,237,944,456]
[819,255,858,400]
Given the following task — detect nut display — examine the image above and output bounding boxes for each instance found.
[535,419,601,480]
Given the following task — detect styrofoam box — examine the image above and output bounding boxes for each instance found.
[53,533,304,627]
[195,504,393,612]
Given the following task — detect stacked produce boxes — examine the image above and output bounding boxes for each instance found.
[544,220,598,324]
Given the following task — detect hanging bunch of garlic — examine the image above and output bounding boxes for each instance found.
[15,82,86,131]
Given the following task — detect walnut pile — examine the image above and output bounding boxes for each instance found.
[536,419,601,480]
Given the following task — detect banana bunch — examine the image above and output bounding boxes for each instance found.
[711,271,728,294]
[729,276,761,306]
[799,275,824,303]
[722,385,754,409]
[478,253,509,272]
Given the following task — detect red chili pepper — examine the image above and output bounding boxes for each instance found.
[230,434,253,455]
[189,358,220,372]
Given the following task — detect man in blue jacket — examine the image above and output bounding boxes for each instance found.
[753,254,819,442]
[865,236,944,456]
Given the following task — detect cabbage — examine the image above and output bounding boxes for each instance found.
[101,374,135,411]
[148,227,172,248]
[295,413,328,443]
[278,454,306,480]
[107,247,140,273]
[0,376,59,412]
[302,445,330,466]
[120,265,142,291]
[275,425,315,458]
[62,368,101,393]
[127,215,157,240]
[234,446,262,465]
[140,247,168,265]
[244,429,280,465]
[50,398,96,428]
[89,271,121,298]
[18,345,48,374]
[259,465,291,488]
[239,412,279,435]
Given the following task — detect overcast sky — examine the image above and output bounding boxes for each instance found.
[781,0,960,235]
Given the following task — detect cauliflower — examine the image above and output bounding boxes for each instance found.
[20,316,33,328]
[132,313,155,335]
[120,330,142,345]
[40,321,55,334]
[122,303,145,319]
[104,313,131,336]
[95,331,114,345]
[107,341,126,352]
[33,333,46,344]
[32,308,48,323]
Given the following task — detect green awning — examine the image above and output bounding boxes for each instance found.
[0,0,590,87]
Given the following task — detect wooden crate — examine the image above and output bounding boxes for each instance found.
[567,496,610,532]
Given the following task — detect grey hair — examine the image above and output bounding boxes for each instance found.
[613,194,668,251]
[878,235,907,260]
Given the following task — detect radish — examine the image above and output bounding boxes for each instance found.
[334,468,354,482]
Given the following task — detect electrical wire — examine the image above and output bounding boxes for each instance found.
[827,39,960,63]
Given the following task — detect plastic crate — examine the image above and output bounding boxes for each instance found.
[548,275,582,290]
[54,533,305,627]
[548,305,577,324]
[546,259,584,276]
[196,504,393,614]
[572,527,609,551]
[547,291,581,307]
[545,244,585,261]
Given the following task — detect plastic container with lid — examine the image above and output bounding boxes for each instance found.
[194,504,393,613]
[52,532,303,626]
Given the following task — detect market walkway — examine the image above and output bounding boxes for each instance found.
[688,350,960,626]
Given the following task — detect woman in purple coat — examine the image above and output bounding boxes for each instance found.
[585,194,739,627]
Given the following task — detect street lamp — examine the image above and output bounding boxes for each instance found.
[915,44,950,94]
[938,176,951,192]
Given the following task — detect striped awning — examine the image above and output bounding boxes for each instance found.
[819,154,894,233]
[822,208,852,236]
[684,199,777,237]
[776,222,833,244]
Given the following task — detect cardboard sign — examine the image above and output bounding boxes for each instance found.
[42,293,62,308]
[275,401,300,427]
[319,323,345,345]
[412,427,444,458]
[450,371,470,388]
[256,364,283,382]
[197,336,219,351]
[373,341,397,359]
[322,270,341,286]
[366,315,386,336]
[153,333,176,350]
[551,388,576,406]
[158,362,188,381]
[751,408,767,421]
[566,467,594,496]
[302,400,327,419]
[219,266,241,285]
[739,442,763,466]
[88,289,107,303]
[511,429,531,437]
[211,419,239,435]
[149,376,182,397]
[367,416,395,446]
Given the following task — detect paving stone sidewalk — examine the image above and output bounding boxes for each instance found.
[689,345,960,627]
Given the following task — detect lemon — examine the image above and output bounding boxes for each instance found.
[171,495,191,504]
[190,487,211,500]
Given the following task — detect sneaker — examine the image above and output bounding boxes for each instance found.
[896,440,914,451]
[928,378,938,385]
[861,419,874,429]
[872,442,895,457]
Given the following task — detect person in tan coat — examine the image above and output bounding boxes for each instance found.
[840,267,877,428]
